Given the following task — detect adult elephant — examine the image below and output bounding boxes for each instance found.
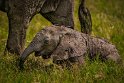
[0,0,92,55]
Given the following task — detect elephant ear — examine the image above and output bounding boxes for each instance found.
[52,32,87,61]
[41,0,60,13]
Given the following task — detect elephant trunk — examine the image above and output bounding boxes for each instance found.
[19,43,36,69]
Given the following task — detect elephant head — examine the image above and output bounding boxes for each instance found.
[19,26,62,69]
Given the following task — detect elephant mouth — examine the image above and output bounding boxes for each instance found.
[35,51,51,59]
[35,51,41,57]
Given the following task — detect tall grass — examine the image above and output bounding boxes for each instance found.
[0,0,124,83]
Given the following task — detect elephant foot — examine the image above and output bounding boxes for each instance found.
[5,33,25,55]
[5,44,23,55]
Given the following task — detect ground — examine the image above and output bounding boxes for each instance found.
[0,0,124,83]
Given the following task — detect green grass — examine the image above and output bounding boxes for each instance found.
[0,0,124,83]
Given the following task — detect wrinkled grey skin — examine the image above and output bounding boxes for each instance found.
[0,0,92,55]
[19,26,121,69]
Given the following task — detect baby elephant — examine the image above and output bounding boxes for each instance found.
[19,25,121,69]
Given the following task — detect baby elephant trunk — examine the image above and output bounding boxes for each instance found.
[19,43,36,69]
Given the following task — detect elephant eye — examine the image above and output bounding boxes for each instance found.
[44,37,49,45]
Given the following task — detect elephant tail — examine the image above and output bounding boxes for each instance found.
[78,0,92,34]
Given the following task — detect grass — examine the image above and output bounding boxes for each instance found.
[0,0,124,83]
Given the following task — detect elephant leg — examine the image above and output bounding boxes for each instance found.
[78,0,92,34]
[53,56,85,68]
[5,7,33,55]
[6,15,30,55]
[41,12,73,29]
[53,59,72,68]
[69,55,85,66]
[40,0,74,29]
[4,0,41,55]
